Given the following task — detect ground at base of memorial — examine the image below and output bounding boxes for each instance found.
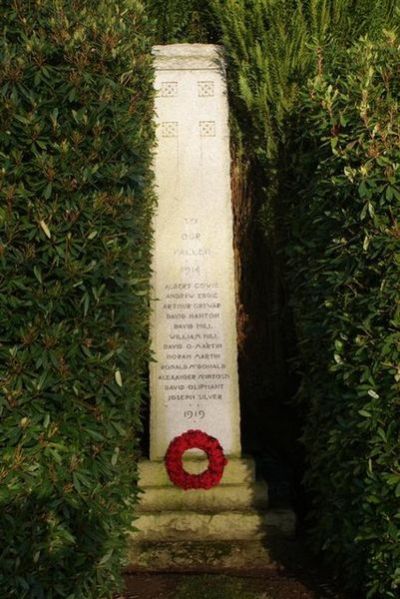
[121,571,350,599]
[120,539,360,599]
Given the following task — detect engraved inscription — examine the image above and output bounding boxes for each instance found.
[199,121,216,137]
[158,276,229,414]
[158,213,229,418]
[161,121,178,138]
[184,410,205,419]
[160,81,178,97]
[198,81,214,97]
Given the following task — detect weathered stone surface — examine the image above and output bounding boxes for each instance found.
[126,540,281,571]
[137,480,269,513]
[130,509,295,542]
[150,43,241,460]
[153,43,226,71]
[138,457,255,487]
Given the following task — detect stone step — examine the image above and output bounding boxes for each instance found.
[131,508,295,542]
[137,481,269,512]
[126,539,289,571]
[138,457,255,488]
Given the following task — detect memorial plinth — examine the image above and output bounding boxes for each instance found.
[128,44,294,570]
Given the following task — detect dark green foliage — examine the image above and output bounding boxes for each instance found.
[0,1,154,597]
[210,3,400,595]
[203,1,399,514]
[288,34,400,597]
[126,1,400,594]
[145,0,218,44]
[213,0,398,231]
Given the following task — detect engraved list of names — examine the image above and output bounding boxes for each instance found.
[150,45,241,460]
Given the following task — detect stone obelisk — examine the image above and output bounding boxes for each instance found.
[149,44,240,460]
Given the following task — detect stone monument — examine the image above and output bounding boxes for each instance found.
[128,44,294,570]
[149,44,240,460]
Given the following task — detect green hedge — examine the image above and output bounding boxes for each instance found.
[0,1,154,597]
[209,3,400,594]
[212,0,397,231]
[144,0,217,44]
[288,34,400,597]
[103,2,400,595]
[209,0,400,511]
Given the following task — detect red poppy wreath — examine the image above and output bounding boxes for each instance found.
[165,429,227,490]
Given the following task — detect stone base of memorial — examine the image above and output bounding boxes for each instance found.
[126,457,295,570]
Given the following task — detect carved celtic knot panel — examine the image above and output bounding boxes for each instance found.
[199,121,216,137]
[160,82,178,97]
[198,81,215,97]
[161,122,179,138]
